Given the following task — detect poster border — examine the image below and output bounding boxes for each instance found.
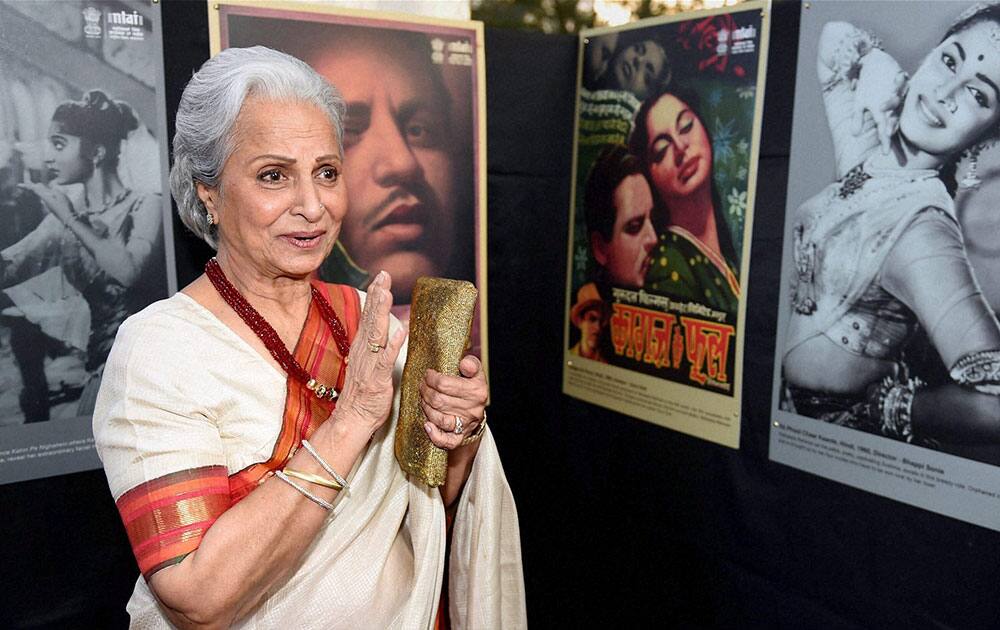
[208,0,490,379]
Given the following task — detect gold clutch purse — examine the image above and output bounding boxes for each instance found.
[395,277,478,487]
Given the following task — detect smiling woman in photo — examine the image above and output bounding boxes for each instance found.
[781,3,1000,446]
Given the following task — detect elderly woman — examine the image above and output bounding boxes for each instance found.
[92,47,524,628]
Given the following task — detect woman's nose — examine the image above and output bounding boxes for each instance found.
[296,182,326,221]
[673,140,687,166]
[934,81,960,112]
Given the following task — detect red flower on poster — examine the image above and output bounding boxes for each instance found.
[677,14,746,77]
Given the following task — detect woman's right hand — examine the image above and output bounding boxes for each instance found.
[18,182,76,225]
[334,271,406,439]
[852,48,907,153]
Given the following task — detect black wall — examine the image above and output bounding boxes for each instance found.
[3,2,1000,628]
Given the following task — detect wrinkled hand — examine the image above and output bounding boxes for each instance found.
[19,182,75,225]
[852,48,907,154]
[336,271,406,439]
[419,355,488,450]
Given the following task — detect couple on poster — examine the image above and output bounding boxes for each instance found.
[570,12,757,394]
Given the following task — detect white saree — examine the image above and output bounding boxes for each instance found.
[93,290,526,629]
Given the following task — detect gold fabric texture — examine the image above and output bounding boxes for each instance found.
[396,277,478,487]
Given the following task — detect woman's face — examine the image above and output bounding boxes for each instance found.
[643,94,712,200]
[592,173,657,288]
[611,40,667,101]
[900,20,1000,156]
[198,98,347,280]
[44,123,92,185]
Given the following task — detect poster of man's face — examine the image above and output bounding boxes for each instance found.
[213,2,485,324]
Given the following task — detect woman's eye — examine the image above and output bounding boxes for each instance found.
[651,139,670,162]
[969,86,990,109]
[624,218,644,235]
[317,166,340,183]
[679,117,694,134]
[942,52,956,72]
[258,170,283,183]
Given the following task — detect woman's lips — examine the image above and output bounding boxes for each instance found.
[678,156,700,182]
[280,231,325,249]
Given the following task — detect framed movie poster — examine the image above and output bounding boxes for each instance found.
[209,0,489,369]
[563,2,771,448]
[0,0,175,484]
[770,1,1000,531]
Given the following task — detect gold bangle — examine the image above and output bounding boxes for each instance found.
[282,468,343,491]
[460,411,488,446]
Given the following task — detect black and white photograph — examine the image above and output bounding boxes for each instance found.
[0,0,174,484]
[770,1,1000,530]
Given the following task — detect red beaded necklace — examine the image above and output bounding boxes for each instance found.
[205,258,349,401]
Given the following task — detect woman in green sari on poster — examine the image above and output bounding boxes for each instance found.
[629,86,740,320]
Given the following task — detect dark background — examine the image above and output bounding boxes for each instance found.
[3,1,1000,628]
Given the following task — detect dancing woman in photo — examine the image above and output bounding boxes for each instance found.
[0,89,163,421]
[782,4,1000,445]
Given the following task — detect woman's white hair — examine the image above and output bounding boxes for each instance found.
[169,46,345,248]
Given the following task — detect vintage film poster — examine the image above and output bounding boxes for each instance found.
[770,1,1000,531]
[563,2,770,448]
[0,0,175,484]
[210,0,489,370]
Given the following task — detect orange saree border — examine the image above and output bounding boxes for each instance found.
[116,284,361,579]
[115,465,230,579]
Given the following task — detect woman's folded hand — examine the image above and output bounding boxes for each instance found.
[335,271,406,439]
[419,354,488,450]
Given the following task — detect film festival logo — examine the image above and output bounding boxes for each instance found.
[106,9,145,41]
[83,7,102,39]
[83,7,145,41]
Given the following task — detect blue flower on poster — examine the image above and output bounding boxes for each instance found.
[713,116,736,163]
